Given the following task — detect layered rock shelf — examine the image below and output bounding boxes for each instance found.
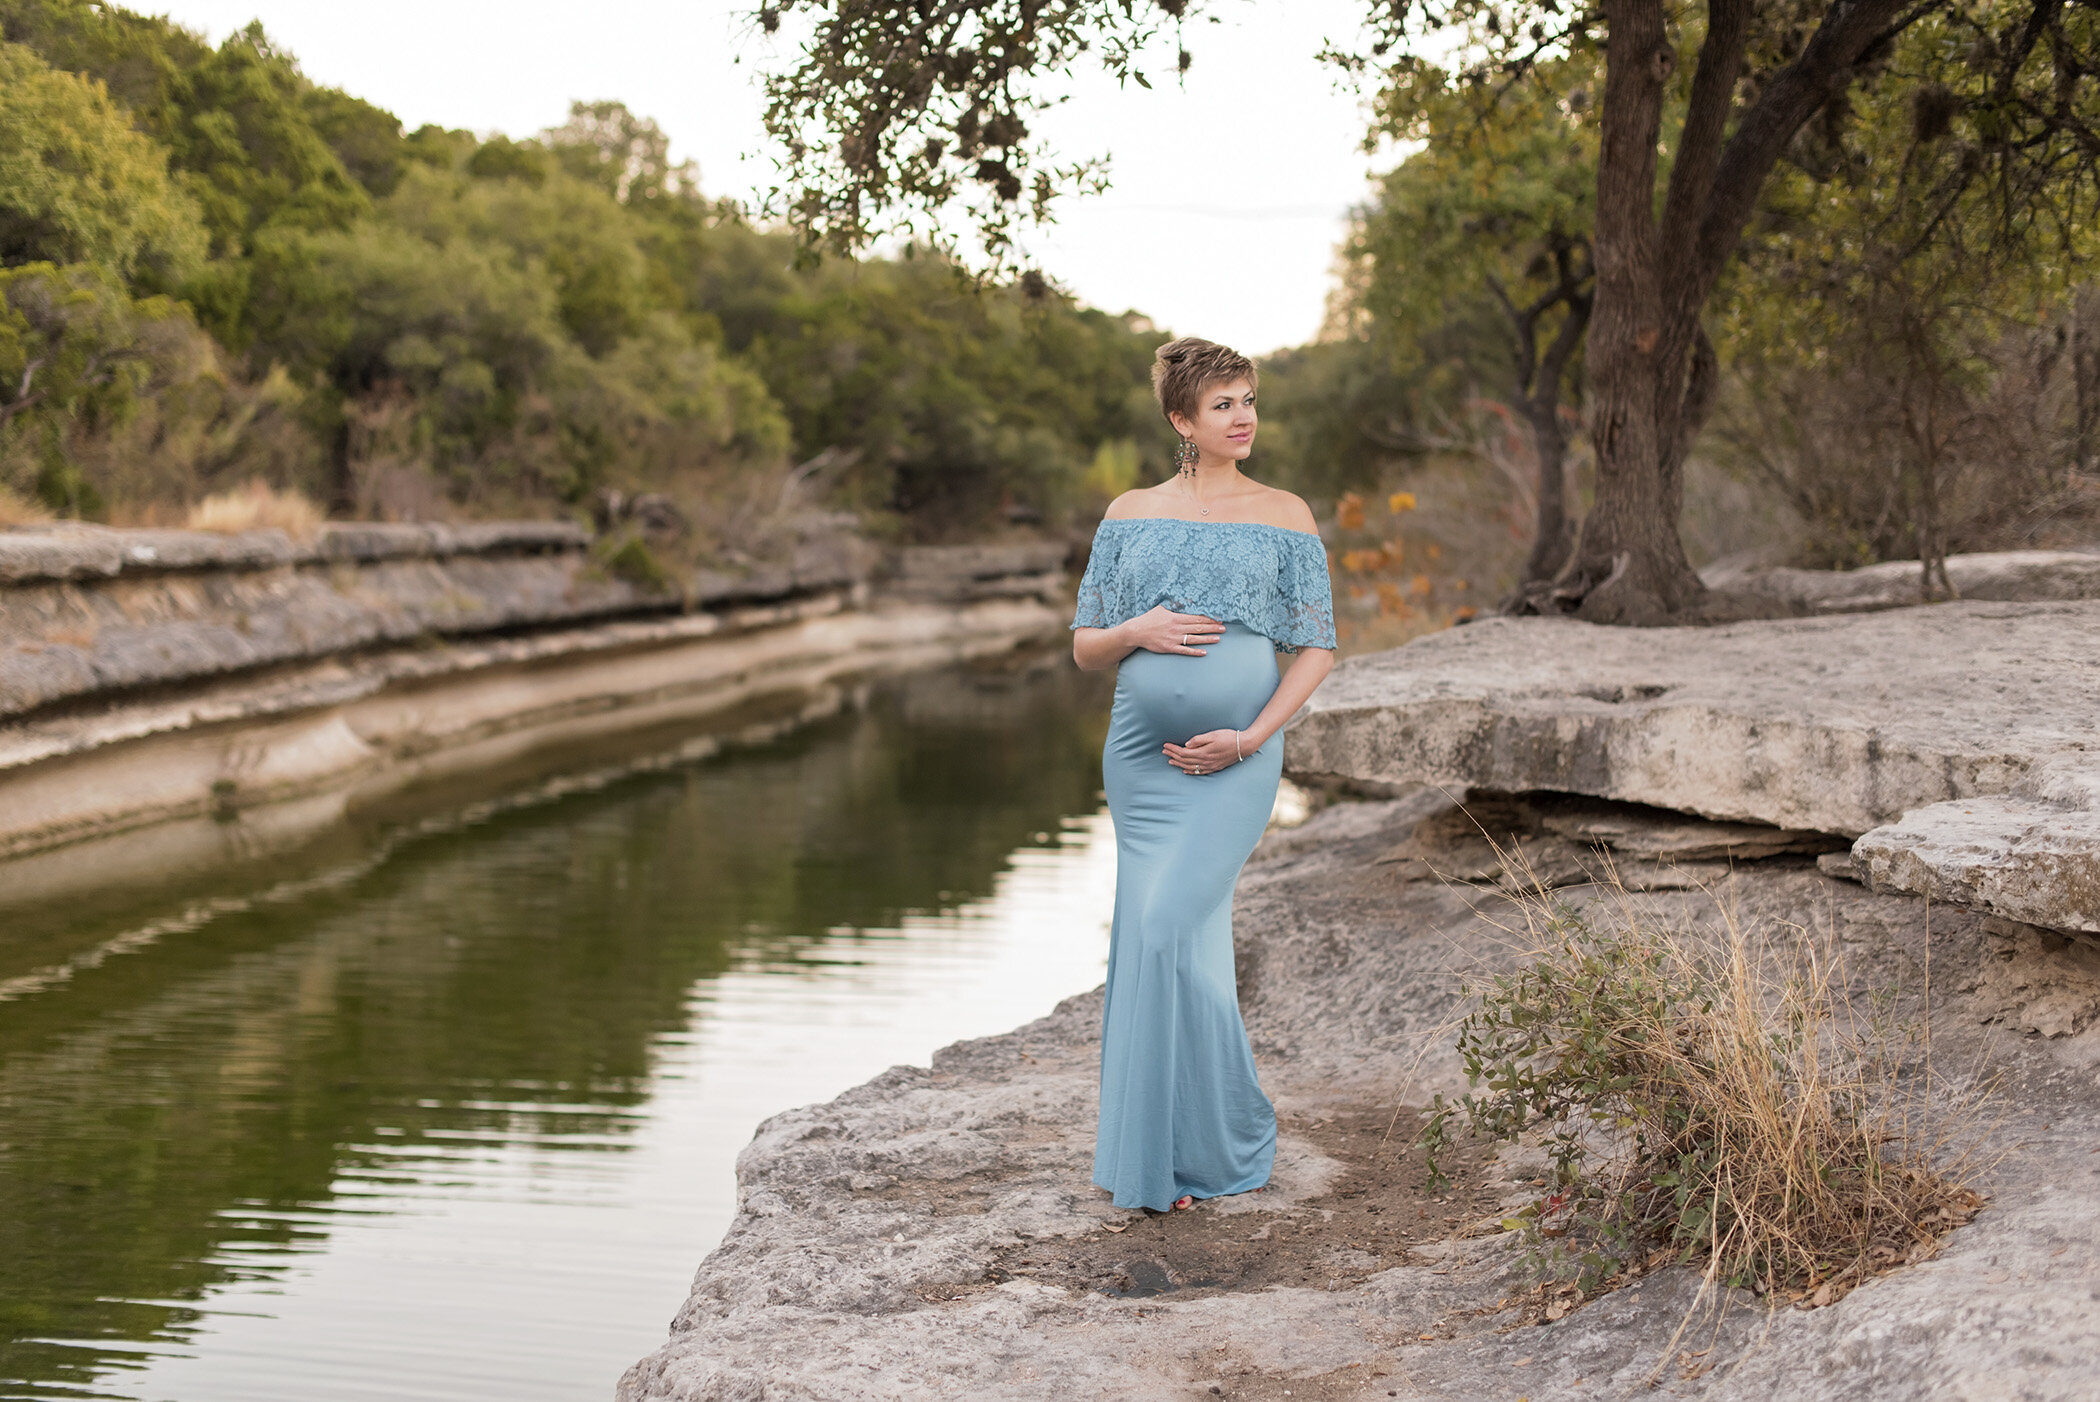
[1853,798,2100,934]
[0,520,876,721]
[0,521,1073,861]
[1285,600,2099,935]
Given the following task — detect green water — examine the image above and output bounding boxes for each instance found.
[0,653,1115,1401]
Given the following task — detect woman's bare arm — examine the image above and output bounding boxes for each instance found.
[1243,647,1333,751]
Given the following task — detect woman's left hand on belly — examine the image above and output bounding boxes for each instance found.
[1164,728,1254,776]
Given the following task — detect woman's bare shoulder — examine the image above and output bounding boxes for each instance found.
[1246,484,1320,535]
[1101,484,1174,520]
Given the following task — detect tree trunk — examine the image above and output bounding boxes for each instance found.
[1556,0,1907,623]
[1490,242,1590,610]
[328,412,355,518]
[1560,0,1705,624]
[2075,288,2100,477]
[1521,397,1575,585]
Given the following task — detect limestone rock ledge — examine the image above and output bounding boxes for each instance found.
[1855,798,2100,934]
[1284,602,2100,932]
[0,521,1074,861]
[1701,548,2100,615]
[0,519,590,583]
[620,797,2100,1401]
[0,595,1065,863]
[0,520,889,722]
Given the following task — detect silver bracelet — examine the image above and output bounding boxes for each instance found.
[1234,730,1243,763]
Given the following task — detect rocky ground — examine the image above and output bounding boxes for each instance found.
[618,787,2100,1401]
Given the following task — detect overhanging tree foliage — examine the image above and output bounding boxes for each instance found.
[759,0,2100,621]
[1704,5,2097,592]
[1346,55,1598,597]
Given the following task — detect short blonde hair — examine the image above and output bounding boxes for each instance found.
[1150,337,1257,425]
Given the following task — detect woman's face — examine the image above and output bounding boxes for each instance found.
[1170,377,1257,463]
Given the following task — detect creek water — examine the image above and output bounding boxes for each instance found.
[0,652,1117,1402]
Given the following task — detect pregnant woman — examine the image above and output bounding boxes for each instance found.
[1071,337,1337,1212]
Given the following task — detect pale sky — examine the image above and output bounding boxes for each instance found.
[155,0,1395,354]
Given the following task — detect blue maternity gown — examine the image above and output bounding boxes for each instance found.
[1070,517,1337,1210]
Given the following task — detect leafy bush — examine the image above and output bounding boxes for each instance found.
[601,536,674,594]
[1421,881,1984,1305]
[0,261,211,514]
[0,40,206,282]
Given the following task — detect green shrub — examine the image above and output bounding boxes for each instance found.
[602,535,674,593]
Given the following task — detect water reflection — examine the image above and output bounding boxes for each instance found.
[0,653,1114,1401]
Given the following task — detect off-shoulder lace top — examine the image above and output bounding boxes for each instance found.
[1070,518,1337,653]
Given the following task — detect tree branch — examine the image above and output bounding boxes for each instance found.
[5,355,51,419]
[1689,0,1917,308]
[0,388,50,431]
[1672,323,1720,467]
[1992,0,2062,108]
[1485,273,1541,394]
[1658,0,1752,278]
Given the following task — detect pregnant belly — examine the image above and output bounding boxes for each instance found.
[1111,622,1280,744]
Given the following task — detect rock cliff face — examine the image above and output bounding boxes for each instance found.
[0,522,1072,860]
[1285,602,2098,838]
[619,794,2100,1400]
[0,520,874,721]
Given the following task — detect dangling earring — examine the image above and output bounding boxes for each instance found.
[1174,436,1198,476]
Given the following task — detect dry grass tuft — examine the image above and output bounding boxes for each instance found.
[0,483,53,527]
[186,479,324,540]
[1422,863,1989,1316]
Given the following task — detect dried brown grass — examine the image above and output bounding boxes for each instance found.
[0,483,53,527]
[1424,856,1992,1329]
[185,479,324,540]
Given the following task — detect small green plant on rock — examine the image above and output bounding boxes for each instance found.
[601,536,675,594]
[1420,881,1984,1308]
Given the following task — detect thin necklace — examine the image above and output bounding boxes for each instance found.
[1182,468,1212,516]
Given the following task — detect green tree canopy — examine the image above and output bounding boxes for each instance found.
[1345,55,1600,589]
[248,160,786,506]
[542,99,695,207]
[0,41,205,282]
[0,0,1171,538]
[741,249,1157,530]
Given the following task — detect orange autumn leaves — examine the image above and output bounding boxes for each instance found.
[1327,489,1475,648]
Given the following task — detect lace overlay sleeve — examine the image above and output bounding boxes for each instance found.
[1070,524,1122,629]
[1273,530,1338,653]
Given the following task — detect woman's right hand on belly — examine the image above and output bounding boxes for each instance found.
[1126,605,1225,656]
